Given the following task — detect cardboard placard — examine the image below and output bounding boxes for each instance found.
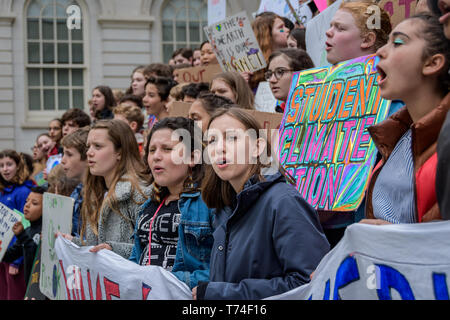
[257,0,314,25]
[0,202,22,261]
[378,0,417,27]
[169,101,193,118]
[40,192,74,300]
[204,11,267,73]
[279,54,391,212]
[174,63,222,84]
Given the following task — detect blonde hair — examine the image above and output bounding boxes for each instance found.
[339,1,392,51]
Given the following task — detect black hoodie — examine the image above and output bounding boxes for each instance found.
[3,216,42,286]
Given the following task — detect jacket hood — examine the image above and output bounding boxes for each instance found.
[3,179,35,193]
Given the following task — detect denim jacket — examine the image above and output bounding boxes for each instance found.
[129,191,214,289]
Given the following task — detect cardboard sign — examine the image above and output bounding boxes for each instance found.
[204,11,267,73]
[168,101,282,132]
[0,202,22,261]
[25,241,47,300]
[378,0,417,27]
[254,82,278,113]
[174,63,222,84]
[279,54,391,212]
[169,101,193,118]
[268,221,450,300]
[40,192,74,300]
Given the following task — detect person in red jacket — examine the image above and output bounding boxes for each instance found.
[360,13,450,224]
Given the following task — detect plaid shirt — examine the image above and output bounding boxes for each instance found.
[70,183,83,237]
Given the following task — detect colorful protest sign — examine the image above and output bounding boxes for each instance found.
[34,171,47,186]
[55,236,192,300]
[0,202,22,261]
[278,54,391,212]
[268,221,450,300]
[25,241,47,300]
[305,0,342,67]
[174,63,222,84]
[40,193,74,300]
[379,0,417,27]
[254,81,278,113]
[203,11,267,73]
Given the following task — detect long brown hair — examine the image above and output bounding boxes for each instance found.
[250,12,283,90]
[211,72,255,110]
[0,150,31,192]
[80,120,149,238]
[201,107,294,210]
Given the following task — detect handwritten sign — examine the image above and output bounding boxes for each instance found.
[174,63,222,84]
[278,54,391,212]
[40,192,74,300]
[0,202,22,261]
[204,11,267,73]
[378,0,417,27]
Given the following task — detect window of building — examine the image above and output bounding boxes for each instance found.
[161,0,207,63]
[26,0,85,115]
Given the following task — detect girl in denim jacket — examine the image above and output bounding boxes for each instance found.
[130,117,214,289]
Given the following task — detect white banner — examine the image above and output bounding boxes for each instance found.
[0,202,22,261]
[54,236,192,300]
[268,221,450,300]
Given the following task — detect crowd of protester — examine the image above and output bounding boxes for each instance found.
[0,0,449,300]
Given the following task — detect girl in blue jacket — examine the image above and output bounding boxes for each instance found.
[130,117,214,289]
[0,150,35,300]
[193,107,330,300]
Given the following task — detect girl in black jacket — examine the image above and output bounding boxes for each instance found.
[193,107,329,300]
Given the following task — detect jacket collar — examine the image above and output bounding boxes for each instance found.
[3,180,35,193]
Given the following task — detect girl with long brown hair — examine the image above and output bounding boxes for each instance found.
[192,108,329,300]
[0,150,35,300]
[61,120,152,258]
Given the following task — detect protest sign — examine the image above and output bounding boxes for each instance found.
[278,54,390,212]
[40,193,74,300]
[257,0,314,26]
[208,0,226,26]
[169,101,192,118]
[174,63,222,84]
[25,241,47,300]
[254,82,278,113]
[204,11,266,73]
[54,236,192,300]
[268,220,450,300]
[46,154,62,174]
[0,202,22,261]
[378,0,417,27]
[34,171,47,186]
[305,0,342,68]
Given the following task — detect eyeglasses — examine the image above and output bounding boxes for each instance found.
[264,67,293,81]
